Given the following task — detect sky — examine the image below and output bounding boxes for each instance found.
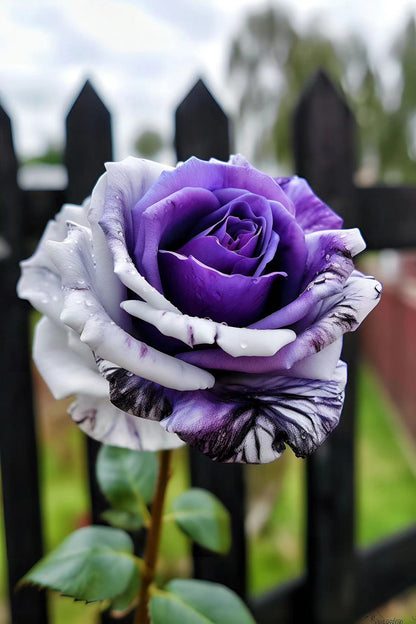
[0,0,415,164]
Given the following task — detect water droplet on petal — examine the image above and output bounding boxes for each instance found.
[126,371,134,377]
[240,342,247,350]
[221,321,228,326]
[325,254,331,261]
[315,275,326,285]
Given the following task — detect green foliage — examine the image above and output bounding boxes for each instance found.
[134,129,164,158]
[23,144,62,166]
[109,565,141,615]
[21,526,139,603]
[96,444,158,529]
[171,488,231,554]
[150,579,255,624]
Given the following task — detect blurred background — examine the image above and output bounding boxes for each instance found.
[1,1,416,622]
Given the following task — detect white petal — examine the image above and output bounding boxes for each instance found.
[18,203,88,322]
[121,299,296,357]
[33,317,108,400]
[215,325,296,357]
[288,338,343,381]
[47,223,214,392]
[70,394,184,452]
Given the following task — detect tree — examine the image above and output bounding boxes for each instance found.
[134,129,164,159]
[227,7,416,183]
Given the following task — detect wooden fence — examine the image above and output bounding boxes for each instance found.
[0,72,415,624]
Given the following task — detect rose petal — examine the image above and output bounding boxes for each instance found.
[95,157,179,313]
[276,176,343,233]
[133,187,221,291]
[70,393,184,452]
[177,272,381,375]
[33,317,108,400]
[159,250,285,327]
[177,235,261,274]
[161,361,347,463]
[132,156,295,222]
[17,203,88,322]
[121,299,296,357]
[47,222,215,392]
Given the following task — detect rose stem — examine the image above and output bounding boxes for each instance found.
[134,449,173,624]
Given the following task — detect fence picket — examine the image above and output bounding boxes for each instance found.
[175,79,247,598]
[294,71,358,624]
[0,104,48,623]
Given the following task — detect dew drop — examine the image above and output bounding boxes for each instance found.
[300,431,307,440]
[315,275,326,285]
[240,342,247,350]
[325,254,330,261]
[375,283,382,294]
[126,371,134,377]
[220,321,228,326]
[110,321,116,326]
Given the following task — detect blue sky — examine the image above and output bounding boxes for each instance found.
[0,0,414,162]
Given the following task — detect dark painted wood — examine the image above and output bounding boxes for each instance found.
[250,577,306,624]
[175,79,246,598]
[251,526,416,623]
[355,524,416,619]
[0,104,48,622]
[189,452,246,597]
[64,78,113,529]
[294,70,358,624]
[175,78,230,163]
[65,80,139,624]
[22,188,65,245]
[65,79,113,204]
[357,185,416,250]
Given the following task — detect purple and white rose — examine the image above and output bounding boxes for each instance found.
[18,155,381,463]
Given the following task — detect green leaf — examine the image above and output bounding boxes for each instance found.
[22,526,138,603]
[101,509,144,531]
[110,565,140,615]
[96,445,158,520]
[172,488,231,554]
[150,579,256,624]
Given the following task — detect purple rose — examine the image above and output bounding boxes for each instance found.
[18,155,381,463]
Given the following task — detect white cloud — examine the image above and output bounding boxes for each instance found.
[0,0,413,162]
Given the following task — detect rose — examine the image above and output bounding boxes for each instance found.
[18,155,381,463]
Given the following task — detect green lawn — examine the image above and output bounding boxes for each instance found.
[1,364,415,622]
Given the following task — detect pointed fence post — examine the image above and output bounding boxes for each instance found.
[293,71,358,624]
[0,105,48,622]
[65,79,113,204]
[64,78,113,529]
[65,81,140,624]
[174,79,247,599]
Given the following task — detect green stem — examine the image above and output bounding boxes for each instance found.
[134,449,172,624]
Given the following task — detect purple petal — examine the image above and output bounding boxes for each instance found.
[177,235,261,275]
[161,361,347,463]
[276,176,343,233]
[132,157,295,223]
[159,250,285,327]
[96,348,346,464]
[177,271,382,375]
[133,187,220,291]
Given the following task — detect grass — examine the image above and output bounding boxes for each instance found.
[1,364,415,622]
